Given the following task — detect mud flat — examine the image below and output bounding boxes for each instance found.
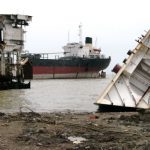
[0,111,150,150]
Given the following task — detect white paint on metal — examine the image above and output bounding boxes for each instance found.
[95,30,150,109]
[63,25,106,59]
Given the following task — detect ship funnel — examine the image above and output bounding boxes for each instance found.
[85,37,92,49]
[85,37,92,44]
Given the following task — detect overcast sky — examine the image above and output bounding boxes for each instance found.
[0,0,150,71]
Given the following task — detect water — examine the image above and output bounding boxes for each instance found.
[0,77,111,113]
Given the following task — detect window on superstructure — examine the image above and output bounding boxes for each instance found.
[90,55,94,58]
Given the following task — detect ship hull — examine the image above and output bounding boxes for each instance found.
[33,72,100,79]
[23,57,111,79]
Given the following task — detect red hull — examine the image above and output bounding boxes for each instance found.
[33,66,99,74]
[32,66,102,79]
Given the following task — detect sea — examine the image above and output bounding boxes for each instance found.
[0,75,112,113]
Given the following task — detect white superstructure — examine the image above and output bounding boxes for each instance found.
[63,38,101,59]
[63,24,101,59]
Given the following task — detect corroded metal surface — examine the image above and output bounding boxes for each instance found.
[0,14,32,89]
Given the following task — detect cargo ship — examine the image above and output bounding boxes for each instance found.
[22,26,111,79]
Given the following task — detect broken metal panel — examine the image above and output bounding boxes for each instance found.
[1,15,31,52]
[0,14,32,89]
[124,45,148,77]
[107,85,124,106]
[115,76,136,107]
[95,30,150,109]
[3,25,24,52]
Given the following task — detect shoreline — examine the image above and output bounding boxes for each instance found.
[0,111,149,149]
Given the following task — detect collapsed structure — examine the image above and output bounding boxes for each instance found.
[95,30,150,111]
[0,14,32,89]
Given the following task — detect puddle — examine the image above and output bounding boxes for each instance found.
[68,136,87,144]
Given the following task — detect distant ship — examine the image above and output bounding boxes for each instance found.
[22,25,111,79]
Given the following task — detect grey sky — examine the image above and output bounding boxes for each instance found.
[0,0,150,71]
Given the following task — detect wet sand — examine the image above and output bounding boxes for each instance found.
[0,111,149,150]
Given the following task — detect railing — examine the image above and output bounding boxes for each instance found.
[22,51,64,60]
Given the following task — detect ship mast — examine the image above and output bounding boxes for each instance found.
[68,31,70,43]
[79,23,83,45]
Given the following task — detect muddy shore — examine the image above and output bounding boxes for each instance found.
[0,111,150,150]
